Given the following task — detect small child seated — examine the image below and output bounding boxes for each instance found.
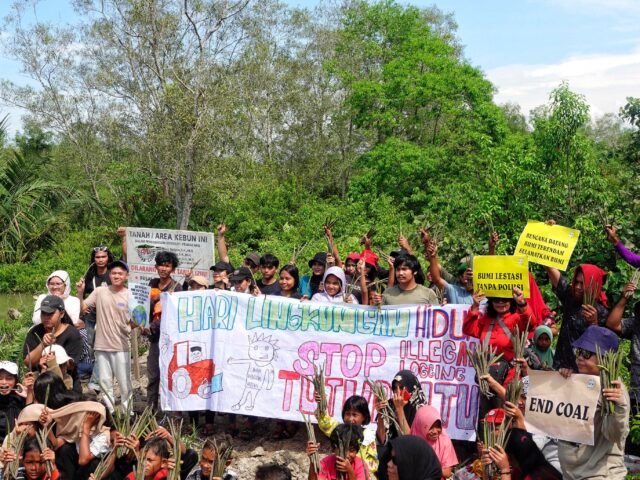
[410,405,458,479]
[306,423,366,480]
[1,437,59,480]
[185,439,238,480]
[127,437,171,480]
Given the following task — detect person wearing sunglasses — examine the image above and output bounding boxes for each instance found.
[558,325,629,480]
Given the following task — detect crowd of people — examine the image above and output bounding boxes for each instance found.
[0,221,639,480]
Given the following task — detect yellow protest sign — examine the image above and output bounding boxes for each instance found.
[473,255,529,298]
[514,220,580,271]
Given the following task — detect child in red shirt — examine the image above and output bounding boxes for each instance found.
[126,437,170,480]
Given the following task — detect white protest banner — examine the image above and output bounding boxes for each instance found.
[128,283,151,328]
[525,370,601,445]
[126,227,214,284]
[159,290,481,441]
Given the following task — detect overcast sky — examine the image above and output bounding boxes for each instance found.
[2,0,639,133]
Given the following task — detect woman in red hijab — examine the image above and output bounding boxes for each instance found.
[545,263,609,376]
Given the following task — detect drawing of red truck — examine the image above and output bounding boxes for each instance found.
[168,340,223,399]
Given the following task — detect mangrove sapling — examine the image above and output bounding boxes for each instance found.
[305,363,327,416]
[91,450,116,480]
[4,429,28,479]
[482,415,512,480]
[596,346,624,415]
[336,426,353,480]
[210,438,234,480]
[365,378,402,435]
[511,321,530,379]
[290,241,310,266]
[626,270,640,299]
[36,422,55,477]
[469,342,504,398]
[166,418,183,480]
[505,378,522,407]
[583,277,598,307]
[302,412,321,475]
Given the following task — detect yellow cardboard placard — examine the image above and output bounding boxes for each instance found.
[473,255,529,298]
[514,220,580,271]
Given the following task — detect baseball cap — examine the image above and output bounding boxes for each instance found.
[43,344,72,365]
[361,250,379,268]
[210,261,234,274]
[244,253,260,266]
[230,267,253,283]
[0,361,18,376]
[572,325,619,354]
[346,252,361,262]
[38,295,65,313]
[189,276,209,288]
[108,260,129,272]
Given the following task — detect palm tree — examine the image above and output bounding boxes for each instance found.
[0,117,75,262]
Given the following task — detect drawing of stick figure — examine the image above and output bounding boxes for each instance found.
[227,333,278,411]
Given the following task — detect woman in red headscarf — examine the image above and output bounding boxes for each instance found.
[544,263,609,375]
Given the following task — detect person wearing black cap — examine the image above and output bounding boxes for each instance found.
[229,267,258,294]
[558,325,629,479]
[23,295,83,392]
[210,261,234,289]
[243,252,261,275]
[79,260,137,413]
[299,252,327,298]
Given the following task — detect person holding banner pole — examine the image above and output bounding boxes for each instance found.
[145,251,182,412]
[557,326,629,480]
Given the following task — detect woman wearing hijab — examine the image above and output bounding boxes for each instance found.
[378,435,442,480]
[410,405,458,478]
[310,266,359,304]
[531,325,555,370]
[32,271,81,325]
[376,370,426,443]
[544,263,609,375]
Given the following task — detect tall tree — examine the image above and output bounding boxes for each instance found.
[2,0,251,229]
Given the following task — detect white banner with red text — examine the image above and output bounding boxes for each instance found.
[159,290,480,440]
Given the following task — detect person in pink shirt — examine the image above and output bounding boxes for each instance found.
[410,405,458,479]
[306,424,367,480]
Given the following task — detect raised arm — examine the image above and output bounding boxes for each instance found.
[217,224,230,263]
[605,225,640,267]
[488,231,499,256]
[358,259,369,305]
[426,240,447,290]
[606,282,635,334]
[544,266,561,289]
[323,225,343,268]
[398,234,414,255]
